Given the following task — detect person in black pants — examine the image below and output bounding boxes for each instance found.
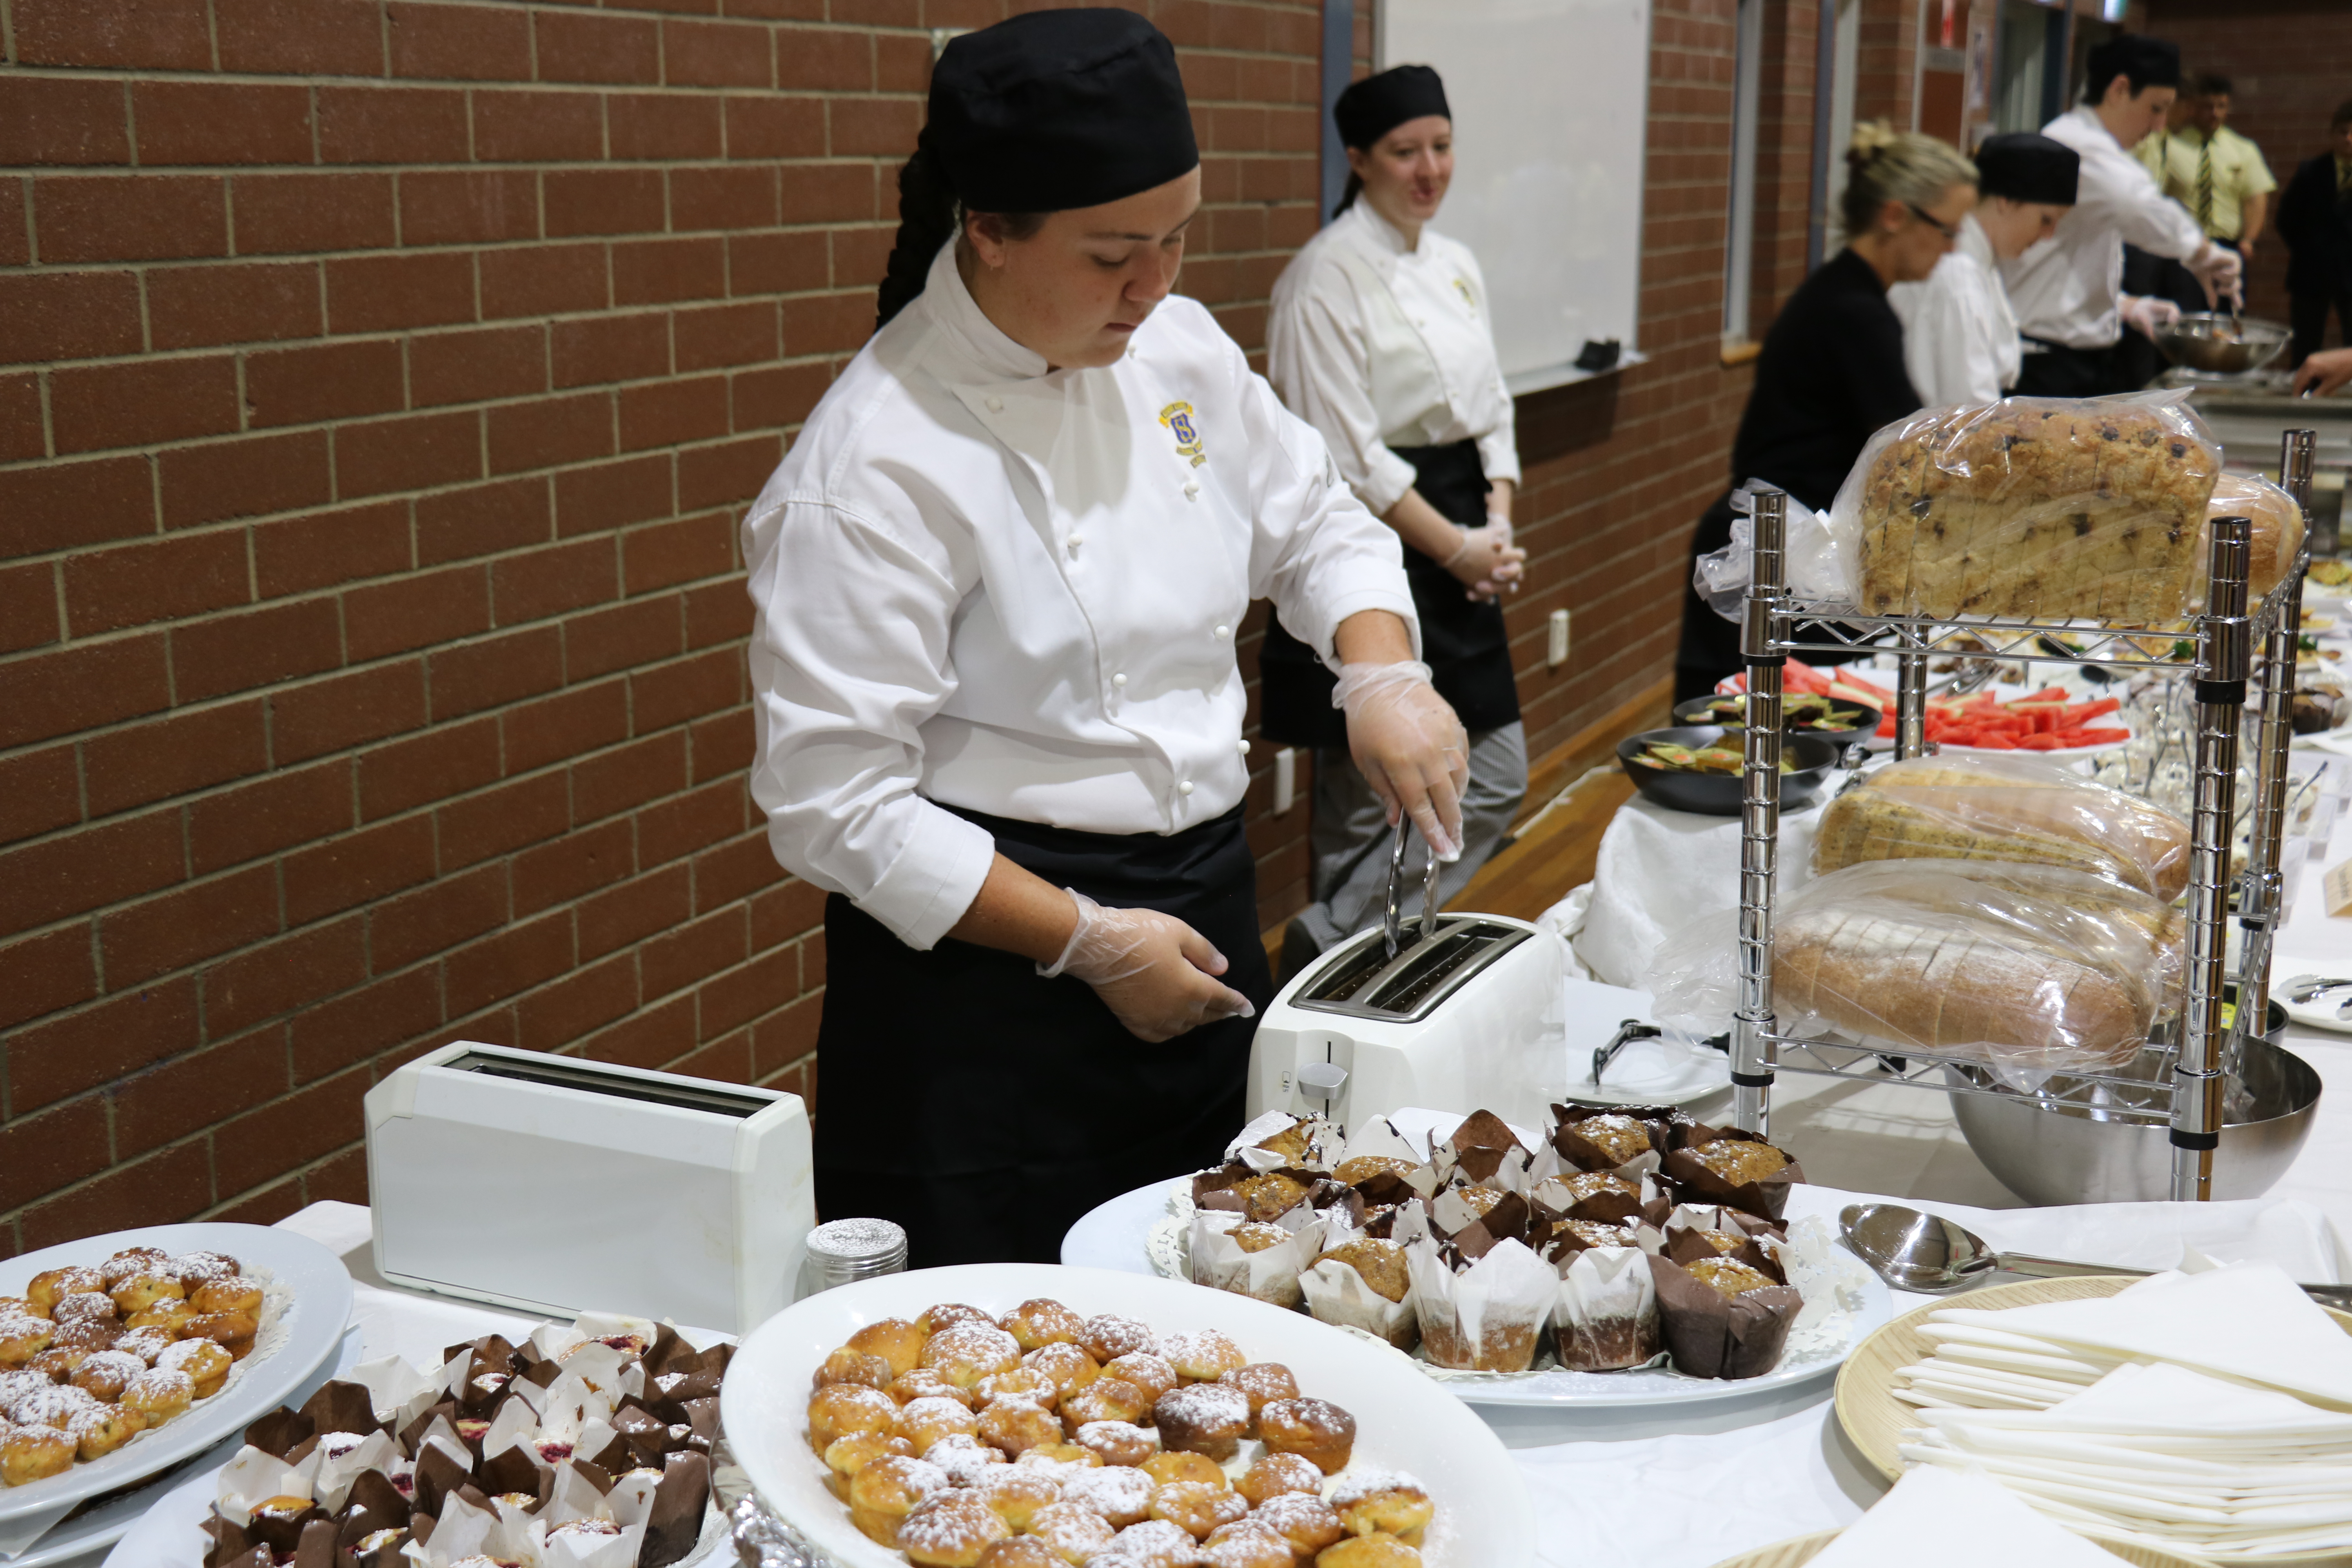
[1677,127,1976,701]
[2278,98,2352,372]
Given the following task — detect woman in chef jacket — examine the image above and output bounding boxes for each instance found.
[1255,66,1529,972]
[740,10,1469,1267]
[1889,133,2080,406]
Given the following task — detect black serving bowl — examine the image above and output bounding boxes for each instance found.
[1671,693,1882,743]
[1616,725,1843,817]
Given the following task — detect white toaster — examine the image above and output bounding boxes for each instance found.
[1246,913,1570,1135]
[364,1042,815,1334]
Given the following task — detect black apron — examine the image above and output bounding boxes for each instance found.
[1256,439,1520,748]
[811,802,1273,1268]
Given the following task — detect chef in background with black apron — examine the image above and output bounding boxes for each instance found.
[1256,66,1528,980]
[741,11,1467,1267]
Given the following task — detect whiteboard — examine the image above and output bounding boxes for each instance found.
[1379,0,1651,383]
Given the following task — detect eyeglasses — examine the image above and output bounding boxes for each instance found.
[1906,202,1960,241]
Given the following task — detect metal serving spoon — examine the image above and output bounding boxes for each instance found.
[1838,1202,2352,1309]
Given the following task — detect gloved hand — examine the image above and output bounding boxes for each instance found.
[1038,889,1254,1043]
[2187,241,2244,309]
[1333,661,1468,860]
[2294,347,2352,398]
[1441,519,1529,602]
[2119,293,2182,342]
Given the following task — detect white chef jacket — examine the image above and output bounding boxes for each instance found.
[741,241,1417,952]
[1888,213,2021,406]
[1265,201,1521,518]
[2001,105,2208,352]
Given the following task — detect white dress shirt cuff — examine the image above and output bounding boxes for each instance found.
[1301,580,1422,670]
[854,800,998,952]
[1360,446,1419,518]
[1476,426,1522,491]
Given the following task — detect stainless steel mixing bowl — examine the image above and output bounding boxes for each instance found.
[1945,1027,2319,1206]
[2155,312,2290,375]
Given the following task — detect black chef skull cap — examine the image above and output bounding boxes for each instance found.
[2083,34,2181,102]
[1973,132,2080,207]
[1333,64,1451,151]
[927,9,1198,214]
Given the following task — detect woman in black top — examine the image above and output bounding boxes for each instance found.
[1676,127,1980,700]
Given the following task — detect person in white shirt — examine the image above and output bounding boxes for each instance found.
[1890,133,2079,406]
[1255,65,1529,975]
[2002,34,2243,396]
[739,11,1467,1266]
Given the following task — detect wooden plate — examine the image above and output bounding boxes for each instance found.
[1711,1528,2210,1568]
[1833,1275,2352,1567]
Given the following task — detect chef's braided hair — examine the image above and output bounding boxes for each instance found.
[874,133,1045,333]
[1840,122,1977,241]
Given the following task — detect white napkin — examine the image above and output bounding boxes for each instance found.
[1809,1464,2120,1568]
[1573,791,1826,991]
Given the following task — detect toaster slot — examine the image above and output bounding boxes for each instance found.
[446,1050,771,1117]
[1294,917,1530,1023]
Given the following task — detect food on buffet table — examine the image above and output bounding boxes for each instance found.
[196,1311,722,1568]
[1632,741,1796,775]
[1687,693,1876,733]
[2311,558,2352,588]
[807,1298,1429,1566]
[1848,397,2221,624]
[2192,470,2305,604]
[1813,751,2191,901]
[1871,687,2131,751]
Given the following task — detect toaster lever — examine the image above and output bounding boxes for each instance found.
[1295,1060,1348,1104]
[1590,1018,1662,1085]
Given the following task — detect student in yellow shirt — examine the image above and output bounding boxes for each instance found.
[2140,73,2277,261]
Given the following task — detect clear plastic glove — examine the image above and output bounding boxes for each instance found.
[2119,293,2182,342]
[1038,889,1254,1043]
[1332,661,1468,860]
[2188,241,2243,309]
[1440,520,1528,602]
[2293,347,2352,398]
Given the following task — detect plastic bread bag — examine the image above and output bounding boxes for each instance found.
[1831,390,2223,625]
[1771,859,2184,1088]
[2193,470,2306,607]
[1187,1206,1328,1310]
[1299,1236,1419,1350]
[1813,750,2191,901]
[1693,480,1864,619]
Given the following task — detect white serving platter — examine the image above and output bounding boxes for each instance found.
[720,1263,1537,1568]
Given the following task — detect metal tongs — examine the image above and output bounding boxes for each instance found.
[2283,974,2352,1021]
[1590,1018,1662,1085]
[1378,816,1445,960]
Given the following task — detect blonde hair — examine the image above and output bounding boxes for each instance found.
[1841,122,1976,240]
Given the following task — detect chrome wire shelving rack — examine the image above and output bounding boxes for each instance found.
[1728,430,2319,1202]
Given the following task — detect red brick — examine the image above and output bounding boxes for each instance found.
[231,172,398,255]
[552,312,671,389]
[534,11,660,83]
[0,76,131,165]
[0,180,23,268]
[388,2,533,82]
[99,864,281,990]
[415,476,552,567]
[367,862,507,972]
[573,730,686,824]
[781,290,871,355]
[512,816,635,917]
[488,392,615,476]
[442,913,573,1019]
[697,947,797,1038]
[0,1099,120,1214]
[608,94,724,161]
[317,86,469,164]
[613,237,726,305]
[356,715,500,821]
[162,431,333,531]
[619,376,729,451]
[577,864,689,958]
[673,301,779,371]
[623,513,735,595]
[472,90,604,162]
[581,994,695,1071]
[724,95,825,162]
[750,875,826,951]
[503,680,628,775]
[217,0,385,74]
[334,409,483,500]
[672,166,781,232]
[641,906,745,1000]
[0,374,40,465]
[344,563,490,662]
[62,530,249,637]
[20,1142,213,1254]
[689,706,755,783]
[170,597,344,702]
[0,563,58,660]
[0,633,171,750]
[665,18,775,87]
[752,989,821,1078]
[679,435,779,510]
[270,660,429,765]
[481,242,608,320]
[492,537,616,627]
[0,745,77,846]
[543,169,667,239]
[0,808,183,940]
[245,339,405,428]
[0,271,141,363]
[410,323,547,411]
[516,953,639,1052]
[302,1147,370,1205]
[282,815,437,925]
[49,354,240,457]
[327,252,477,335]
[0,928,98,1030]
[13,0,211,70]
[133,81,314,165]
[148,261,324,351]
[637,777,743,866]
[427,624,564,719]
[0,454,153,559]
[874,29,929,91]
[555,454,673,537]
[563,595,682,682]
[85,701,268,818]
[401,171,540,247]
[212,1175,308,1225]
[254,501,409,599]
[212,1065,372,1197]
[289,967,442,1083]
[830,223,893,294]
[5,976,199,1113]
[682,577,752,648]
[188,759,353,874]
[777,28,871,91]
[35,173,225,262]
[726,231,827,298]
[731,361,831,431]
[829,96,920,158]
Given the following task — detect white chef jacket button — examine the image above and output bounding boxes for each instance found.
[1067,533,1082,551]
[1214,624,1230,639]
[1112,672,1127,688]
[1238,739,1251,755]
[1183,480,1200,500]
[1179,780,1194,795]
[985,395,1004,412]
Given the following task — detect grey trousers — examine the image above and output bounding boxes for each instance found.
[1291,721,1528,951]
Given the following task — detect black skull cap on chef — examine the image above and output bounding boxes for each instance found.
[2084,33,2180,97]
[1973,132,2080,207]
[1334,65,1451,151]
[927,9,1198,214]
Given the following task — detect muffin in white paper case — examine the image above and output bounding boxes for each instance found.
[1187,1207,1329,1309]
[1299,1236,1418,1350]
[1550,1246,1659,1372]
[1402,1228,1557,1372]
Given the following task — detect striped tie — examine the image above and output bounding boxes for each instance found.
[2196,141,2214,230]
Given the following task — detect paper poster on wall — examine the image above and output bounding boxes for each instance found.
[1379,0,1651,385]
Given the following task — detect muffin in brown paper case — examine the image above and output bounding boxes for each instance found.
[1643,1242,1802,1379]
[1658,1124,1803,1221]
